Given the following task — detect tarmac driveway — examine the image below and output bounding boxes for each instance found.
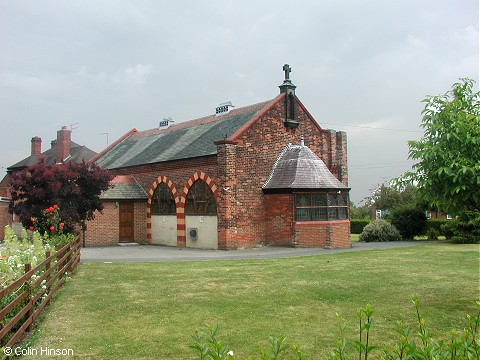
[80,240,438,262]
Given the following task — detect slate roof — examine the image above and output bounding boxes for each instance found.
[94,100,274,170]
[263,144,349,191]
[100,175,148,200]
[8,142,97,170]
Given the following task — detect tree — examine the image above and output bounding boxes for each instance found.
[365,183,418,211]
[390,204,428,239]
[350,202,370,220]
[397,78,480,215]
[9,161,113,245]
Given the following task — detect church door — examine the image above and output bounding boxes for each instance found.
[119,202,134,242]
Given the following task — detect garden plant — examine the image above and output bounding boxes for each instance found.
[359,219,402,242]
[0,205,78,350]
[189,298,480,359]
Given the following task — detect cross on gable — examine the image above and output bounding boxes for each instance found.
[283,64,291,81]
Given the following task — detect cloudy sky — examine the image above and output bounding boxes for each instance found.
[0,0,478,204]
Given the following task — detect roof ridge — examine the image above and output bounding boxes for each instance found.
[133,99,274,139]
[90,128,138,164]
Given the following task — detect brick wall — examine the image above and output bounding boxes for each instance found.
[216,142,238,249]
[84,202,119,246]
[84,201,147,246]
[134,201,147,244]
[264,193,294,246]
[0,201,12,241]
[114,156,219,192]
[110,157,219,248]
[294,220,351,248]
[226,94,345,246]
[0,174,12,198]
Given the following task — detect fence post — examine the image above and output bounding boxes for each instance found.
[24,263,33,332]
[45,251,51,305]
[67,243,72,272]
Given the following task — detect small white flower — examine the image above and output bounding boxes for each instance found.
[228,350,234,356]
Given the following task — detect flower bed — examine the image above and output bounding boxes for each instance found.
[0,205,80,349]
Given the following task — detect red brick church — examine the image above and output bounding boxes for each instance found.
[86,65,351,249]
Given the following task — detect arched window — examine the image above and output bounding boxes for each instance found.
[186,180,217,215]
[151,183,176,215]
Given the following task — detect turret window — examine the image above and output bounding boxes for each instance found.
[295,192,348,221]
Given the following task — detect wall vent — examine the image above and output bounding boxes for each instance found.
[215,101,234,115]
[159,117,174,129]
[188,228,198,241]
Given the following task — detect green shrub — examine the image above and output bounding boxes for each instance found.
[426,227,439,240]
[350,219,370,234]
[442,211,480,243]
[441,220,457,239]
[390,204,428,239]
[426,219,449,235]
[359,219,402,242]
[190,299,480,359]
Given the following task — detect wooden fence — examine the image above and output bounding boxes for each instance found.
[0,238,81,348]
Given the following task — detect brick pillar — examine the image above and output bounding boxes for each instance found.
[56,126,71,163]
[328,130,337,175]
[336,131,348,186]
[31,136,42,156]
[215,140,238,250]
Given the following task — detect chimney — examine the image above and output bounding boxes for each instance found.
[56,126,71,163]
[51,139,57,149]
[31,136,42,156]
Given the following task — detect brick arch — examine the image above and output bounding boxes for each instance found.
[146,176,179,242]
[180,172,218,205]
[177,172,218,247]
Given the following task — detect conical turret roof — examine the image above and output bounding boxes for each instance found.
[263,143,349,191]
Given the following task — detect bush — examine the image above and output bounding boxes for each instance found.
[426,219,449,235]
[442,211,480,243]
[441,220,457,239]
[426,227,439,240]
[350,219,370,234]
[390,204,428,239]
[190,298,480,359]
[359,219,402,242]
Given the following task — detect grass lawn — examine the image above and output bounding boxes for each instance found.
[27,243,479,359]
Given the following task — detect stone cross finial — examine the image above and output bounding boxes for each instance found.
[283,64,291,81]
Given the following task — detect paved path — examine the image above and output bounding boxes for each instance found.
[80,240,439,262]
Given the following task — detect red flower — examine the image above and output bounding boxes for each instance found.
[45,208,50,213]
[50,226,55,231]
[53,204,58,209]
[30,217,35,222]
[29,226,34,231]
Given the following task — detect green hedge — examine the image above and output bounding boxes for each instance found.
[425,219,450,235]
[350,219,370,234]
[351,219,451,236]
[351,219,452,236]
